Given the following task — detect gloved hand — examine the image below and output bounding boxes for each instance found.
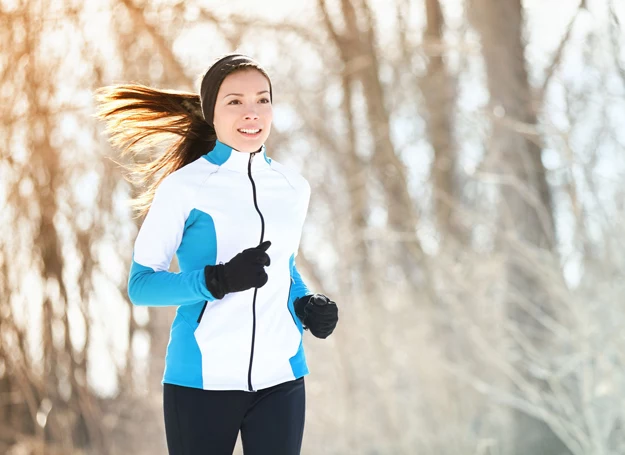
[294,294,338,339]
[204,241,271,299]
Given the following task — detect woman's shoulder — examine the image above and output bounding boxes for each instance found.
[157,157,214,196]
[166,156,217,183]
[269,159,310,193]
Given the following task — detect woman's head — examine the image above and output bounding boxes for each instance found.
[200,54,273,153]
[94,53,273,216]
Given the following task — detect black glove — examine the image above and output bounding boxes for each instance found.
[294,294,338,339]
[204,241,271,299]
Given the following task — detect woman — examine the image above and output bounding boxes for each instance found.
[95,54,339,455]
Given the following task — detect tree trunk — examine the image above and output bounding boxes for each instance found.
[469,0,565,454]
[421,0,463,242]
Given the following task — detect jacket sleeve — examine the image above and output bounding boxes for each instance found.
[127,175,216,306]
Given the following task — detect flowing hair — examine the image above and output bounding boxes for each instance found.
[94,84,213,216]
[94,61,269,217]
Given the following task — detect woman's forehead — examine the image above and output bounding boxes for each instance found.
[219,70,270,92]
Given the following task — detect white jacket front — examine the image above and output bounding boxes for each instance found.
[128,140,311,391]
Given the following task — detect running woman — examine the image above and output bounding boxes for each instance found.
[95,53,339,455]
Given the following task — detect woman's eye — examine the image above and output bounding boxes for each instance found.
[259,98,270,104]
[228,99,241,105]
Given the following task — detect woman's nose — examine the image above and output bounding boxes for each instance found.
[244,111,259,120]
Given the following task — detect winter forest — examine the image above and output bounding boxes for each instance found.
[2,0,625,454]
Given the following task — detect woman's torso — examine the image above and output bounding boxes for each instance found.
[161,142,311,391]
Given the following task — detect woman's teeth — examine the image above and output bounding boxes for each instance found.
[239,129,260,134]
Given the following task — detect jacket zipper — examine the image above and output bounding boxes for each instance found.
[247,152,265,391]
[195,152,265,389]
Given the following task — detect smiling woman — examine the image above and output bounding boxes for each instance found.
[212,71,273,151]
[93,54,339,455]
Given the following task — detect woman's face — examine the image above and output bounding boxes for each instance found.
[213,69,273,153]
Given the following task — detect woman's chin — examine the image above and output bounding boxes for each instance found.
[232,136,268,153]
[234,144,262,153]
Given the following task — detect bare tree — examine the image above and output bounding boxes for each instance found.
[2,0,625,454]
[420,0,462,242]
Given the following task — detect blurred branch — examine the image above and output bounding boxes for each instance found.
[198,8,326,50]
[318,0,343,50]
[420,0,463,242]
[539,0,587,102]
[609,2,625,88]
[117,0,193,87]
[395,0,412,64]
[444,360,587,455]
[321,0,426,268]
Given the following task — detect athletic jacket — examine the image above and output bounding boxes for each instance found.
[127,140,311,392]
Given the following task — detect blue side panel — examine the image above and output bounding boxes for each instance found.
[290,255,310,302]
[288,254,310,377]
[163,312,204,388]
[289,339,309,378]
[176,209,218,270]
[176,208,218,325]
[164,209,219,387]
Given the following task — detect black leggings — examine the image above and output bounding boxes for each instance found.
[163,378,305,455]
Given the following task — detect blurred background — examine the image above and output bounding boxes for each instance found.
[2,0,625,454]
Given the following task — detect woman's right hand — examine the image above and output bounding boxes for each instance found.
[204,241,272,299]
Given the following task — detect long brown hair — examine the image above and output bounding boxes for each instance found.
[94,84,213,216]
[94,60,270,217]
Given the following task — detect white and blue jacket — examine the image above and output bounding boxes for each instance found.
[128,140,311,392]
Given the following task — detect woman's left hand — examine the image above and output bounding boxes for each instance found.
[294,294,339,339]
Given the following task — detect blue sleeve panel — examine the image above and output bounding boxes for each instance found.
[127,168,219,308]
[289,255,310,302]
[128,260,216,307]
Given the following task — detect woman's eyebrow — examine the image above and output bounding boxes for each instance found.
[224,90,270,97]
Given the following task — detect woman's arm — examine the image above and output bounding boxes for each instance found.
[128,176,216,307]
[128,261,214,306]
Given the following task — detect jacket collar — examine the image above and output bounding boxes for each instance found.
[203,140,271,173]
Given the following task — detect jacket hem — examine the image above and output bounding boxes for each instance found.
[162,371,309,392]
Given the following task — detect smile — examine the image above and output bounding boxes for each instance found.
[238,128,262,136]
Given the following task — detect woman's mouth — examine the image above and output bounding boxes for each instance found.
[238,128,262,138]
